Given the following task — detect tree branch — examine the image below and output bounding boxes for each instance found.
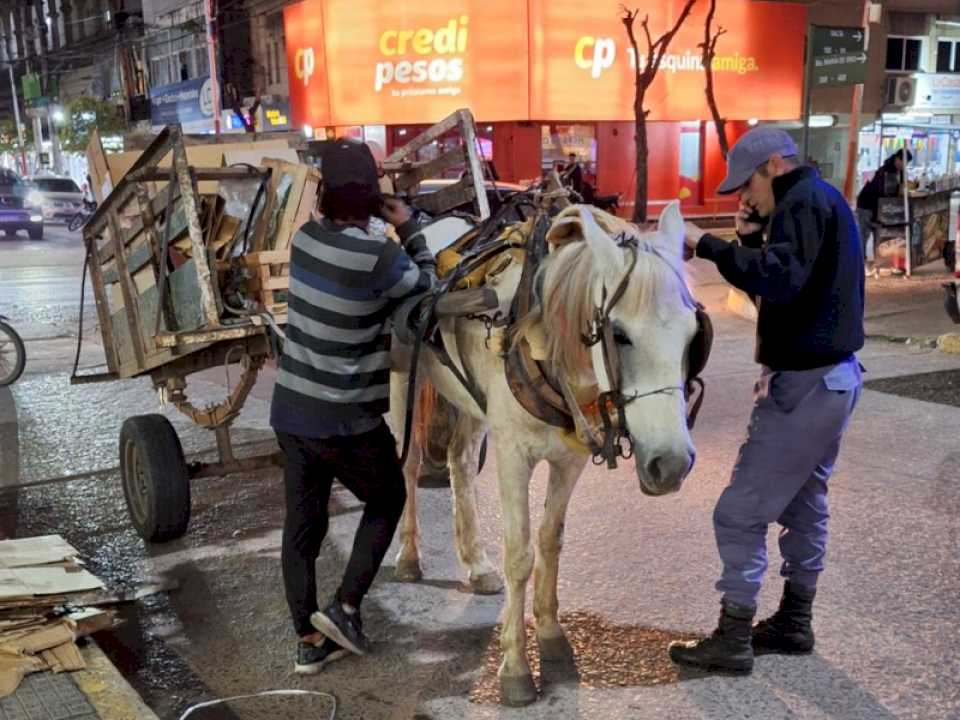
[698,0,729,158]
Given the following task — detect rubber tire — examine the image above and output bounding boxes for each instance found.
[0,321,25,387]
[944,243,955,272]
[28,225,42,240]
[119,414,191,542]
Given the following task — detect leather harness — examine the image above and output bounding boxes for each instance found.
[399,195,713,470]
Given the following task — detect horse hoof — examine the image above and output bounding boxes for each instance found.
[469,570,504,595]
[394,561,423,583]
[538,633,575,663]
[500,673,537,707]
[538,634,579,685]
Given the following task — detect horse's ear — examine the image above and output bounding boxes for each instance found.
[580,207,622,276]
[657,200,684,257]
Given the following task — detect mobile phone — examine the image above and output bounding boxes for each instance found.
[744,208,768,228]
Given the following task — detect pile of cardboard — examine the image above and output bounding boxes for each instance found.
[0,535,115,698]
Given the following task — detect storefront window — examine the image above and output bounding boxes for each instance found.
[541,124,596,177]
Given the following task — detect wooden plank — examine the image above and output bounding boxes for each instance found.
[172,142,220,326]
[128,166,264,183]
[84,241,119,373]
[393,146,466,193]
[239,250,291,266]
[460,115,491,220]
[98,182,183,265]
[385,110,464,162]
[154,325,265,349]
[107,212,148,369]
[414,180,476,216]
[85,125,179,240]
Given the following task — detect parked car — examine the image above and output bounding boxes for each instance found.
[0,170,43,240]
[26,176,85,223]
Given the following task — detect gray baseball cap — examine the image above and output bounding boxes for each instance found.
[717,127,799,195]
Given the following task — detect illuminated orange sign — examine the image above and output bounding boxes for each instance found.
[320,0,529,126]
[529,0,806,121]
[283,0,332,128]
[283,0,806,127]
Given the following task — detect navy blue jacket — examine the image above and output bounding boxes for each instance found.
[697,166,865,371]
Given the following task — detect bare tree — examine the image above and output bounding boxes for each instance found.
[699,0,729,159]
[621,1,698,223]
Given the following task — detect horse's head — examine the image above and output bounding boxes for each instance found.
[537,201,700,496]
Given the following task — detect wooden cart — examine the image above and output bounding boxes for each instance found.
[73,111,493,543]
[72,124,317,542]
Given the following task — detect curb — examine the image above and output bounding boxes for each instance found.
[75,639,160,720]
[865,332,939,348]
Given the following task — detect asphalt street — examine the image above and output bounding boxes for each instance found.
[0,226,957,720]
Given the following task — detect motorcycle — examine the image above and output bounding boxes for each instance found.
[68,200,97,233]
[0,315,25,386]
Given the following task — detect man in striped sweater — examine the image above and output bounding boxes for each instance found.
[271,175,434,674]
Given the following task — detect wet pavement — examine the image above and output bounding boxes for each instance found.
[1,232,958,719]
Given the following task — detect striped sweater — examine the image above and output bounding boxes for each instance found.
[270,217,434,438]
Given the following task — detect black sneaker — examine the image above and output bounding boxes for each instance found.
[294,638,348,675]
[310,601,370,656]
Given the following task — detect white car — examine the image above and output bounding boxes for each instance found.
[26,176,85,223]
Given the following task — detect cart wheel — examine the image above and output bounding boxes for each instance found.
[119,414,191,542]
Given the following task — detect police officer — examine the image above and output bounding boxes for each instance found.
[672,127,865,674]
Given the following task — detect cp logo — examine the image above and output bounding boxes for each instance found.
[295,48,316,87]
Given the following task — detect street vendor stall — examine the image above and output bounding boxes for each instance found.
[876,183,960,274]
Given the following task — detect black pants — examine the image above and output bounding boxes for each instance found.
[277,422,407,637]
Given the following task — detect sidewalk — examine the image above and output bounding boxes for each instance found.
[0,640,158,720]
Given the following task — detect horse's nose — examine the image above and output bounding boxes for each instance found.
[641,451,693,496]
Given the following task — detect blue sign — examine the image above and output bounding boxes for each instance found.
[150,76,214,126]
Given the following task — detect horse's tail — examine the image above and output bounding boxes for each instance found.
[413,377,438,450]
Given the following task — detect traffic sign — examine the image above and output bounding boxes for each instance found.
[810,25,867,87]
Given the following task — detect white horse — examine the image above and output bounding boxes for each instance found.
[390,201,699,706]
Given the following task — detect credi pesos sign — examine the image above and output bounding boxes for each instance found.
[283,0,805,128]
[285,0,528,127]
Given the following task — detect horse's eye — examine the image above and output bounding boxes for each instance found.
[613,328,633,346]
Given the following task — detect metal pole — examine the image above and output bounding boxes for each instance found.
[903,139,912,278]
[801,24,814,164]
[843,4,871,201]
[204,0,221,139]
[8,64,27,175]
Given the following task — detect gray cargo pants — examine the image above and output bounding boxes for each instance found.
[714,356,862,607]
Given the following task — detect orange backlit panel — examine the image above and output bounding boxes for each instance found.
[529,0,806,121]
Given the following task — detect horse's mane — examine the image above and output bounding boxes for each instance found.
[516,232,692,383]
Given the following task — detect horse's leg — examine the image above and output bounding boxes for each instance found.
[448,414,503,595]
[394,439,424,582]
[391,371,423,582]
[534,458,584,678]
[496,442,537,706]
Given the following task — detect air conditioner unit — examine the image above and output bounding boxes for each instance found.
[887,76,916,107]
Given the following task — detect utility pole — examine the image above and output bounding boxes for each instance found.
[204,0,221,139]
[843,0,873,202]
[8,64,28,175]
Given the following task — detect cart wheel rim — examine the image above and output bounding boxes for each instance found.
[0,329,21,385]
[123,438,150,528]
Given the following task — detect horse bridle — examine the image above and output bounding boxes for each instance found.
[580,237,713,469]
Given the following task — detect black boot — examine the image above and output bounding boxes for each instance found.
[669,600,755,675]
[752,581,816,655]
